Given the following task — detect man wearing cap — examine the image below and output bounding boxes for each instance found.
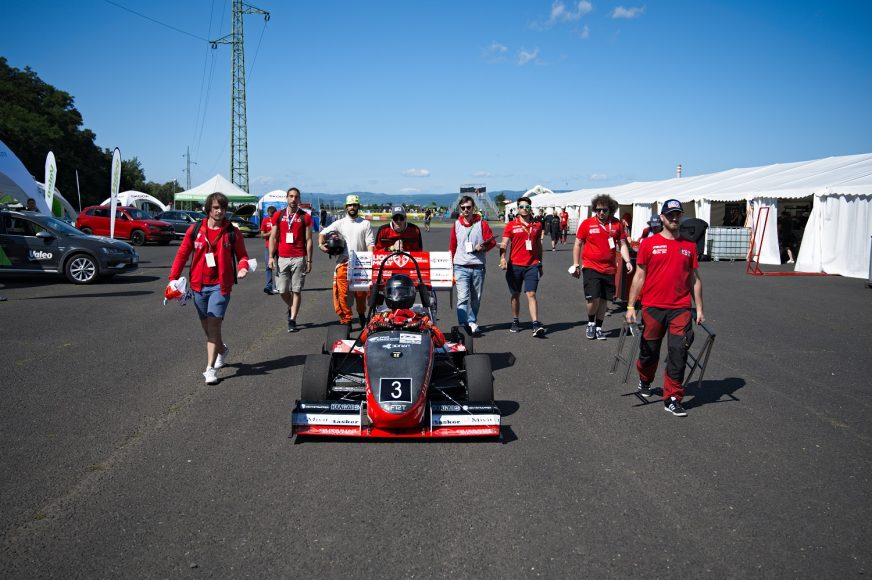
[450,196,497,335]
[571,194,633,341]
[375,206,423,252]
[268,188,313,333]
[626,199,705,417]
[640,214,663,239]
[319,195,375,328]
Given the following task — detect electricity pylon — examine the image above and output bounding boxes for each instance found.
[211,0,270,193]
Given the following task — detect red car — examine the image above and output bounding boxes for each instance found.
[76,206,175,246]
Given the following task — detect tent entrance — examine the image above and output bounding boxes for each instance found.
[746,206,832,277]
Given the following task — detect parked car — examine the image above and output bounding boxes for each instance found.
[76,206,175,246]
[1,209,139,284]
[155,210,206,238]
[226,213,258,237]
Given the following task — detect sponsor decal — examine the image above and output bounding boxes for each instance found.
[382,343,410,349]
[384,403,408,412]
[367,335,393,343]
[680,248,692,257]
[431,414,500,427]
[28,250,54,261]
[329,403,361,411]
[293,413,362,426]
[399,333,421,344]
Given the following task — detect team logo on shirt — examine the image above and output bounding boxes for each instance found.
[680,248,692,257]
[652,244,667,255]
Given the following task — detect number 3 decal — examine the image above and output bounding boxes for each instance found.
[391,380,403,399]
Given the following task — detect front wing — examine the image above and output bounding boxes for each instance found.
[291,400,501,438]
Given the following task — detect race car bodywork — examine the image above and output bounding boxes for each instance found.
[292,251,500,439]
[291,326,500,438]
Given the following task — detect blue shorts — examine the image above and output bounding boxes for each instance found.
[506,264,541,294]
[193,284,231,320]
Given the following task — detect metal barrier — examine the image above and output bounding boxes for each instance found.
[610,315,717,399]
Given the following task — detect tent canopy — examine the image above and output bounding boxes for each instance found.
[100,190,168,213]
[173,174,257,204]
[0,139,51,214]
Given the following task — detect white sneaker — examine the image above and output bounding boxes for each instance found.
[786,259,795,264]
[468,322,480,335]
[203,367,218,385]
[214,344,229,369]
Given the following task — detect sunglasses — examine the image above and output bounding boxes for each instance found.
[393,215,406,221]
[595,208,610,213]
[459,205,473,210]
[517,204,531,209]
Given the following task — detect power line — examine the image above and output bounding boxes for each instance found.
[102,0,210,43]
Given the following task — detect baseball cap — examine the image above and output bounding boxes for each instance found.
[345,194,360,206]
[648,215,662,227]
[391,205,406,217]
[662,199,683,214]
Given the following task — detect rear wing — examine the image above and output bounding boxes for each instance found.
[349,251,453,291]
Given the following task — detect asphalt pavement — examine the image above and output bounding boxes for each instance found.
[1,227,870,578]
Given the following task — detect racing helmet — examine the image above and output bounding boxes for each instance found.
[384,274,417,310]
[323,230,346,256]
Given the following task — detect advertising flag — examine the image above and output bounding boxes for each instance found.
[44,151,57,214]
[110,147,121,238]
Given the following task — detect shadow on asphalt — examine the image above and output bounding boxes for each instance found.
[29,290,155,299]
[489,352,516,370]
[229,354,308,377]
[483,320,583,337]
[622,376,746,409]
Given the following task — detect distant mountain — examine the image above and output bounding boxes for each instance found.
[301,190,529,209]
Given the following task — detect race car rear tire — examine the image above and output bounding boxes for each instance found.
[324,324,350,353]
[301,354,332,400]
[464,354,493,402]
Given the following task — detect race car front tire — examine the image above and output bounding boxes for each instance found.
[323,324,350,353]
[301,354,332,400]
[464,354,493,402]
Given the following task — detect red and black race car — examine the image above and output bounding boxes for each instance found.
[291,252,500,439]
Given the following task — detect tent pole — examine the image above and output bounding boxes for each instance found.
[75,169,82,212]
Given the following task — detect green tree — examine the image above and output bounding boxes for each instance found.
[494,192,506,206]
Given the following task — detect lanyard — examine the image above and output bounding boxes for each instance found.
[204,225,224,253]
[284,208,302,228]
[462,216,476,241]
[515,217,534,240]
[596,218,613,237]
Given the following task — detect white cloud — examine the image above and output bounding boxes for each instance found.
[400,187,419,194]
[402,168,430,177]
[254,175,276,185]
[579,24,590,39]
[590,173,609,181]
[518,48,540,65]
[482,41,509,63]
[611,6,645,19]
[473,170,492,178]
[548,0,593,24]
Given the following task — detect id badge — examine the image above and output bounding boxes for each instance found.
[608,237,615,250]
[286,232,294,244]
[205,252,216,268]
[465,241,474,253]
[525,239,533,251]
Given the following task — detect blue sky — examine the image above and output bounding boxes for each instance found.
[4,0,871,196]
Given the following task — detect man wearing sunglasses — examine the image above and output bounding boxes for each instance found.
[375,206,423,252]
[571,194,633,340]
[500,197,546,336]
[449,196,496,335]
[626,199,705,417]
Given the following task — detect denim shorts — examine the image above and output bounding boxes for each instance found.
[193,284,231,320]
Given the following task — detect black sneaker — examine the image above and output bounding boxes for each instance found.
[509,321,521,333]
[359,314,368,328]
[664,397,687,416]
[264,287,273,295]
[287,319,298,333]
[532,322,546,337]
[637,380,652,398]
[585,324,596,340]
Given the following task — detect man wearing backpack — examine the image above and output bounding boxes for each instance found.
[268,188,313,333]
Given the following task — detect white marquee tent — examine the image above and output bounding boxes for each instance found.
[0,139,51,214]
[529,153,872,278]
[100,190,168,214]
[173,174,257,205]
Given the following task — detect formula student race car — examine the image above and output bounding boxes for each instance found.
[291,251,500,438]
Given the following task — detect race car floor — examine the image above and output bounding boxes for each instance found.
[1,227,870,577]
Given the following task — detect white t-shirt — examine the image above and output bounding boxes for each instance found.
[321,215,374,259]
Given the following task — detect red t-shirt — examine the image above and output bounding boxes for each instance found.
[260,216,274,248]
[375,223,423,252]
[636,234,698,309]
[271,208,312,258]
[576,216,627,275]
[200,227,223,285]
[559,212,569,228]
[502,218,542,267]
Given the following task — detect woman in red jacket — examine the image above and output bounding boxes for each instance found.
[169,192,250,384]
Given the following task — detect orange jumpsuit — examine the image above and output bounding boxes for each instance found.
[333,260,368,324]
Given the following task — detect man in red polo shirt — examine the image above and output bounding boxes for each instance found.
[571,194,633,341]
[499,196,546,336]
[559,207,569,245]
[259,206,278,294]
[268,187,313,333]
[374,206,423,252]
[626,198,705,417]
